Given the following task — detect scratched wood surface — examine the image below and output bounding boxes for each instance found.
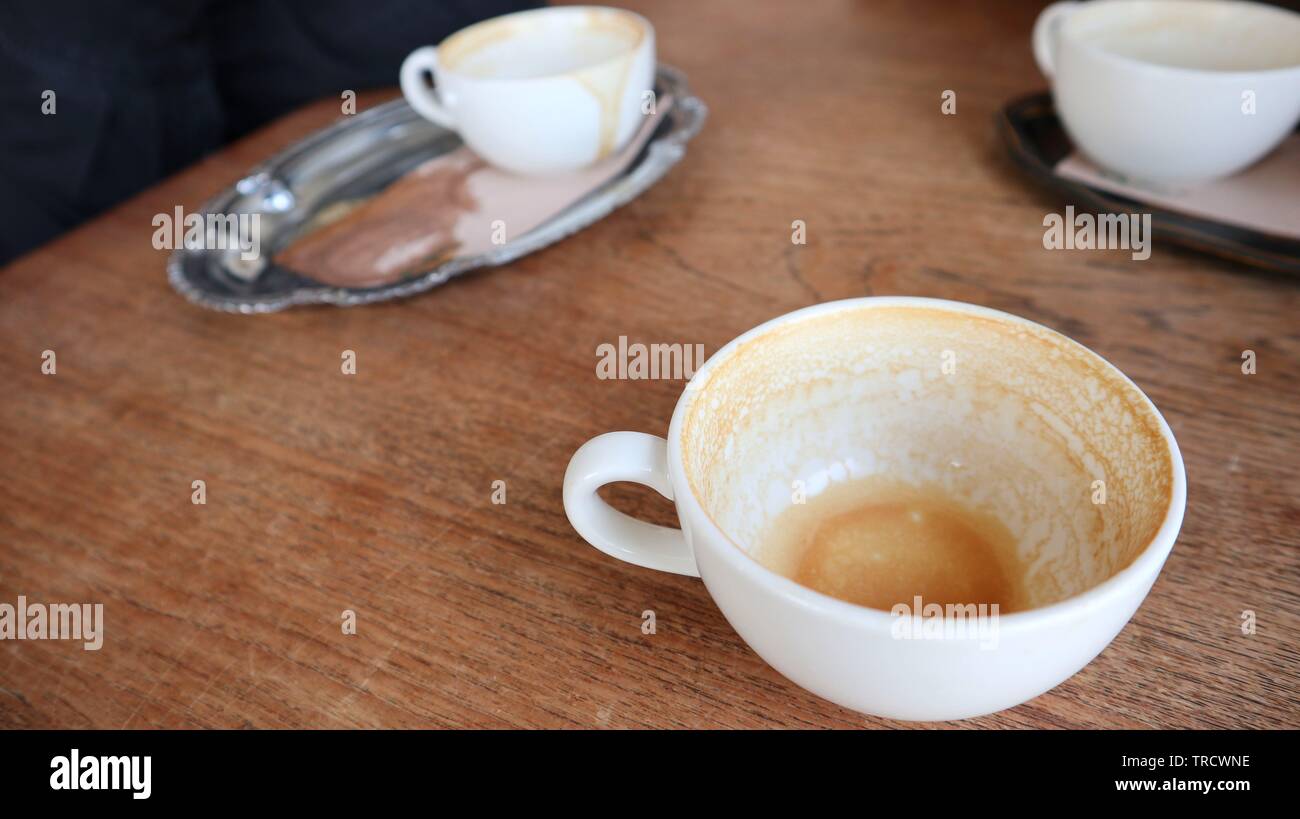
[1,0,1296,729]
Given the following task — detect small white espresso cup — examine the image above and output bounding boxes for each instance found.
[1033,0,1300,184]
[563,298,1186,721]
[399,6,655,175]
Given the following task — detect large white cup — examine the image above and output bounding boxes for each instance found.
[563,298,1186,721]
[399,6,655,175]
[1033,0,1300,184]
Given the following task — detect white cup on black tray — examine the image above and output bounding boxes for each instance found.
[1033,0,1300,184]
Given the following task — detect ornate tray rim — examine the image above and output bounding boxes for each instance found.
[168,65,707,313]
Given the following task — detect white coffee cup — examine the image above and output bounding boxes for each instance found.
[399,6,655,175]
[563,298,1186,721]
[1033,0,1300,184]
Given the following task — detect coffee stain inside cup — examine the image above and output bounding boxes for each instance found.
[755,476,1028,613]
[679,304,1175,612]
[439,20,521,71]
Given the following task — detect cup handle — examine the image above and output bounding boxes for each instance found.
[399,46,456,129]
[1032,1,1078,79]
[563,432,699,577]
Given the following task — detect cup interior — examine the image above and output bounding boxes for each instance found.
[439,6,647,80]
[679,303,1176,611]
[1065,0,1300,72]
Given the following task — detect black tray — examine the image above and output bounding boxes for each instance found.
[998,92,1300,276]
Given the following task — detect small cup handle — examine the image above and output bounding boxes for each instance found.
[1032,1,1078,80]
[399,46,457,129]
[563,432,699,577]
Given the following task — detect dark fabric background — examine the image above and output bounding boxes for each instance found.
[0,0,542,265]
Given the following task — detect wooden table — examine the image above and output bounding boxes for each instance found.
[1,0,1296,729]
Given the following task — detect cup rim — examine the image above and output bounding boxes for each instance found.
[1060,0,1300,78]
[666,297,1187,635]
[435,5,651,84]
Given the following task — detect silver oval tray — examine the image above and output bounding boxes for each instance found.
[168,65,705,313]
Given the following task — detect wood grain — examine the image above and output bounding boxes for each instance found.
[1,0,1296,729]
